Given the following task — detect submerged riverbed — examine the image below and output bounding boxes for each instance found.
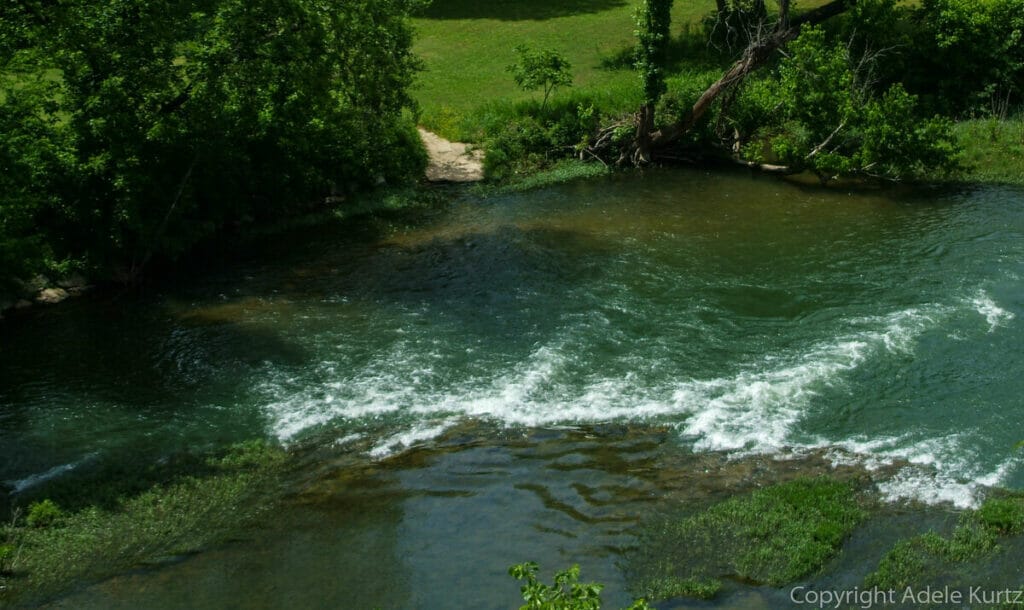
[2,169,1022,607]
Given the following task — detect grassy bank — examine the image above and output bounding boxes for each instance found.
[0,442,290,606]
[952,117,1024,186]
[412,0,1023,187]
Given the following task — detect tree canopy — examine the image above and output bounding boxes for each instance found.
[0,0,427,284]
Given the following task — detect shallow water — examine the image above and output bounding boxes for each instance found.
[2,168,1023,606]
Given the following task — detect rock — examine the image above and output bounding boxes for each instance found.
[36,287,69,304]
[56,274,89,290]
[14,299,32,309]
[18,275,49,297]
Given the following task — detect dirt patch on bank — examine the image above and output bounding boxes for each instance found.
[418,128,484,183]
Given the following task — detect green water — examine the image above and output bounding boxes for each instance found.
[2,169,1023,607]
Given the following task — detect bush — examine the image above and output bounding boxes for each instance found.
[736,26,959,180]
[25,500,63,529]
[908,0,1024,115]
[0,0,427,282]
[482,97,602,179]
[509,562,652,610]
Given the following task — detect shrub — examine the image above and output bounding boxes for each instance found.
[25,500,63,529]
[509,562,652,610]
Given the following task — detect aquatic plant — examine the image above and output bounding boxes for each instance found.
[629,478,867,600]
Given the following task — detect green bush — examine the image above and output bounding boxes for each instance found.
[482,97,602,180]
[0,0,427,283]
[509,562,652,610]
[25,500,63,529]
[909,0,1024,115]
[736,26,959,180]
[0,543,15,571]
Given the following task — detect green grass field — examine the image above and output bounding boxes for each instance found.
[951,117,1024,185]
[411,0,722,139]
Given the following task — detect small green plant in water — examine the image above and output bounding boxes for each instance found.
[628,478,866,600]
[866,493,1024,590]
[509,562,651,610]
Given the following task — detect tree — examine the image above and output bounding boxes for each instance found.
[744,26,960,181]
[507,45,574,112]
[0,0,427,282]
[633,0,673,163]
[593,0,865,165]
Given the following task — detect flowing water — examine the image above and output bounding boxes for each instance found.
[1,169,1023,607]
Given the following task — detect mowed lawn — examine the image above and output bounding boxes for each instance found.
[411,0,719,136]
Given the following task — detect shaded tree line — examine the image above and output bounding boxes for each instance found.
[1,0,427,287]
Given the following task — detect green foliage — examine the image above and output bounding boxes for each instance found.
[507,46,574,112]
[510,562,603,610]
[738,26,960,181]
[482,96,603,180]
[509,562,652,610]
[630,478,866,600]
[0,0,426,283]
[866,493,1024,590]
[909,0,1024,115]
[634,0,673,107]
[25,500,63,529]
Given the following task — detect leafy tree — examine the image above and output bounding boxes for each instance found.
[507,46,573,112]
[0,0,427,282]
[743,26,959,181]
[909,0,1024,115]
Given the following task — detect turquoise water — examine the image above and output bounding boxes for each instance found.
[2,169,1023,606]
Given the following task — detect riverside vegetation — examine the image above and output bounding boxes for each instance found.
[4,0,1024,293]
[3,0,1024,608]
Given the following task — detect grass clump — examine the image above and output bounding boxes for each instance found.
[629,478,866,601]
[951,117,1024,186]
[0,441,289,606]
[866,492,1024,590]
[474,159,611,196]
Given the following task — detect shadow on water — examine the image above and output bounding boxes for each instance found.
[417,0,628,21]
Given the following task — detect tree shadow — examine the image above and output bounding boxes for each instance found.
[418,0,628,21]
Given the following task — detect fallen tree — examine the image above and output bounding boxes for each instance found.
[596,0,860,165]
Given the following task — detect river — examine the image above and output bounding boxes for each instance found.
[1,169,1022,607]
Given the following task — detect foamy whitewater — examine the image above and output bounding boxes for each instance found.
[258,288,1019,509]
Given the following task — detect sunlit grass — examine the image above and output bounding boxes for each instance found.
[952,117,1024,186]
